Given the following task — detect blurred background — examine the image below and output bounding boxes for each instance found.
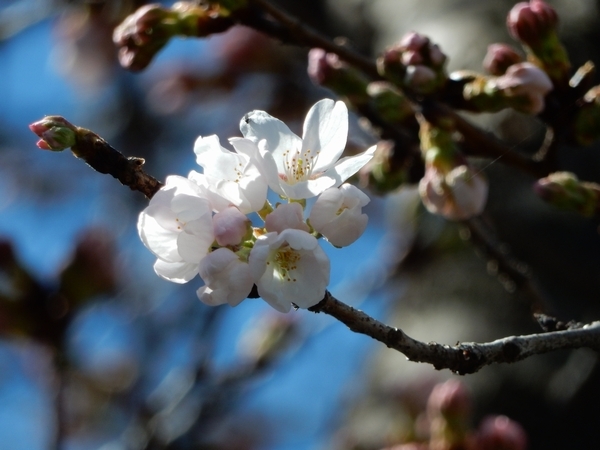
[1,0,600,449]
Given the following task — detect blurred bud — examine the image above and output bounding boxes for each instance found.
[428,380,473,450]
[507,0,558,45]
[359,140,409,194]
[377,32,447,94]
[458,62,552,114]
[475,415,527,450]
[419,121,487,221]
[307,48,370,104]
[113,2,233,71]
[367,81,415,125]
[507,1,570,83]
[494,62,553,114]
[534,172,600,216]
[238,313,298,366]
[420,163,488,221]
[29,116,77,151]
[573,85,600,146]
[382,444,429,450]
[427,379,472,420]
[483,44,523,75]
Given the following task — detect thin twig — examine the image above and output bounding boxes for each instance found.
[309,292,600,374]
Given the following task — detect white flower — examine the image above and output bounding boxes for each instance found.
[240,99,377,200]
[137,176,214,283]
[419,164,488,220]
[197,248,254,307]
[309,183,370,247]
[193,135,268,213]
[249,229,330,313]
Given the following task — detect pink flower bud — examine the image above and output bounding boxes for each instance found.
[405,65,437,92]
[507,0,558,45]
[265,203,309,234]
[419,164,488,221]
[494,62,553,114]
[399,31,430,51]
[212,206,250,246]
[483,44,523,76]
[308,48,342,86]
[475,415,527,450]
[29,116,77,151]
[427,379,472,419]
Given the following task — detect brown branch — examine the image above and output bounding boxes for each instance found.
[70,127,163,199]
[309,292,600,374]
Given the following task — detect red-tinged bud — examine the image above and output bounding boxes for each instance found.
[534,172,600,216]
[427,379,472,420]
[307,48,370,104]
[29,116,77,151]
[113,2,233,71]
[377,32,447,94]
[507,0,558,46]
[483,44,523,75]
[475,416,527,450]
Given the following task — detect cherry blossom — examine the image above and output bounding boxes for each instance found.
[249,229,330,313]
[240,99,376,200]
[309,183,370,247]
[137,175,214,283]
[193,135,268,213]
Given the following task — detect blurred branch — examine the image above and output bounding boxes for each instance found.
[309,291,600,374]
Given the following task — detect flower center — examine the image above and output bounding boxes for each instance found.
[271,246,300,282]
[282,148,319,184]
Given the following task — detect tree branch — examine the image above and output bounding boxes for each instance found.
[309,291,600,374]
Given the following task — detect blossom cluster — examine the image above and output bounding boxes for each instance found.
[138,99,376,313]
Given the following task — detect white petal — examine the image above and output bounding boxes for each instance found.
[153,259,198,283]
[138,212,181,262]
[321,144,377,188]
[279,176,337,200]
[240,110,302,167]
[278,229,318,251]
[177,228,212,264]
[302,100,349,172]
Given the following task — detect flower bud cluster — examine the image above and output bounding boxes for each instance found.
[534,171,600,216]
[418,121,488,221]
[377,32,447,94]
[138,99,376,313]
[113,2,234,71]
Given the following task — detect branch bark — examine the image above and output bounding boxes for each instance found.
[309,292,600,374]
[70,127,163,199]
